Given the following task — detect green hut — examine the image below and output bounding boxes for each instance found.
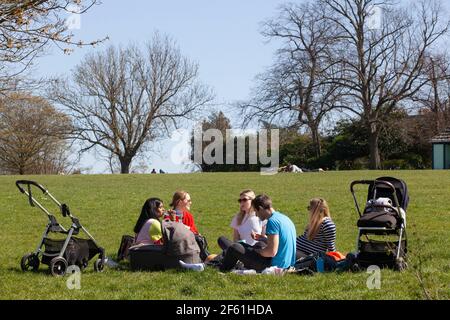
[432,128,450,170]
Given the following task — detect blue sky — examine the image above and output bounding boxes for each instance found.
[34,0,284,173]
[33,0,449,173]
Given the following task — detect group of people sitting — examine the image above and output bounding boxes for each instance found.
[132,189,336,272]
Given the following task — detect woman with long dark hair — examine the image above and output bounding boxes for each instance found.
[134,198,165,245]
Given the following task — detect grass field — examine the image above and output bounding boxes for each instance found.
[0,171,449,300]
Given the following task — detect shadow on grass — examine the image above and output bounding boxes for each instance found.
[5,267,51,276]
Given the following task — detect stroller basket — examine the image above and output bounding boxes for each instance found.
[358,239,406,267]
[41,238,100,267]
[359,239,406,255]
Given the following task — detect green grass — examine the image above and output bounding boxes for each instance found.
[0,171,449,300]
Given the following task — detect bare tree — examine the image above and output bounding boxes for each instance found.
[49,34,214,174]
[0,0,106,93]
[0,93,72,174]
[411,53,450,132]
[321,0,450,168]
[241,2,345,158]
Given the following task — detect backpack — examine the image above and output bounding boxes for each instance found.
[294,251,349,274]
[194,234,210,261]
[117,235,135,261]
[205,251,225,269]
[162,220,202,264]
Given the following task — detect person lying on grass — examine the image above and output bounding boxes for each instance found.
[296,198,337,259]
[133,198,165,246]
[217,189,267,252]
[220,194,297,272]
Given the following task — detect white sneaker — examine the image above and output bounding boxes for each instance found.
[179,260,205,272]
[104,257,119,269]
[231,269,257,275]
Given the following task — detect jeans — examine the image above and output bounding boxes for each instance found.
[218,236,267,251]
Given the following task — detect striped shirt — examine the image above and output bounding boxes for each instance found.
[296,218,336,255]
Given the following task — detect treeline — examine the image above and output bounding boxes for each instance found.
[193,109,440,172]
[279,110,438,170]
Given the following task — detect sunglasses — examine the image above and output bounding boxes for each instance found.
[238,198,251,203]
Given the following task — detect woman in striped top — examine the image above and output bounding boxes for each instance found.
[296,198,336,257]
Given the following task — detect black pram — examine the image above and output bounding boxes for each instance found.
[350,177,409,271]
[16,181,105,276]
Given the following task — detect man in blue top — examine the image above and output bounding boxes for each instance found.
[220,194,297,271]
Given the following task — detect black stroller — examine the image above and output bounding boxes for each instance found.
[350,177,408,271]
[16,180,105,277]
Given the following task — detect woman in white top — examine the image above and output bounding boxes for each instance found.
[218,190,266,250]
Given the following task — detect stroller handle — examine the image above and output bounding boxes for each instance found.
[350,180,396,194]
[16,180,48,195]
[350,180,374,193]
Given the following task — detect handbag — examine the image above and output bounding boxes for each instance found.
[117,235,135,261]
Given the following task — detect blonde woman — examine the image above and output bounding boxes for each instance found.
[218,190,266,250]
[296,198,336,257]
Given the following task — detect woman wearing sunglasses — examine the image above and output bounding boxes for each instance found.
[218,189,267,251]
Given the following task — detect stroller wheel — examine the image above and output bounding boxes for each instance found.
[351,263,361,273]
[94,258,105,273]
[50,257,68,277]
[21,253,40,272]
[394,258,407,271]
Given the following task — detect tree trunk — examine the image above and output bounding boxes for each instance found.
[368,124,381,170]
[310,124,321,158]
[119,156,132,174]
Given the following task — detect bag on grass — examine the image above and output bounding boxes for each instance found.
[162,221,202,264]
[117,235,135,261]
[205,252,225,268]
[195,234,210,262]
[295,251,354,274]
[294,252,339,273]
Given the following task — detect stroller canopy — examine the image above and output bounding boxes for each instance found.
[367,176,409,210]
